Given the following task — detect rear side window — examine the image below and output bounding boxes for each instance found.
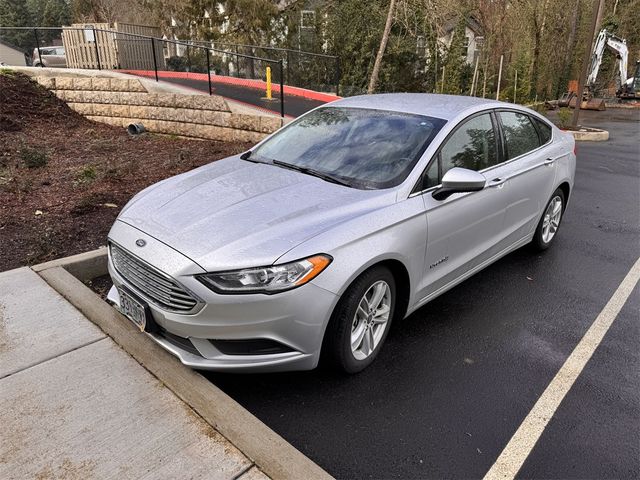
[533,117,552,144]
[440,113,497,175]
[499,111,540,160]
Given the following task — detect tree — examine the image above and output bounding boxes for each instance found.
[72,0,149,23]
[0,0,32,50]
[27,0,72,44]
[441,15,467,94]
[368,0,396,93]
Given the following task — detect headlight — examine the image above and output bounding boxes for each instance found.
[196,254,332,294]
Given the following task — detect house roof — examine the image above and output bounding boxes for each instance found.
[441,15,483,37]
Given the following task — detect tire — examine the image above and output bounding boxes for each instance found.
[322,265,396,374]
[532,188,565,251]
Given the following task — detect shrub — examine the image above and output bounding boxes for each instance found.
[557,108,572,129]
[74,165,97,186]
[20,147,48,168]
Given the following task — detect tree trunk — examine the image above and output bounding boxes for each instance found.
[559,0,580,97]
[572,0,601,127]
[367,0,396,94]
[595,0,605,33]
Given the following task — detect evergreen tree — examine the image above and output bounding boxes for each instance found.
[33,0,72,44]
[441,15,467,94]
[0,0,32,50]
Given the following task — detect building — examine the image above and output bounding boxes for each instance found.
[0,38,28,66]
[437,15,484,65]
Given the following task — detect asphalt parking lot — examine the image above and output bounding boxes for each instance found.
[208,108,639,479]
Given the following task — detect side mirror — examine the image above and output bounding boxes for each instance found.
[432,167,486,201]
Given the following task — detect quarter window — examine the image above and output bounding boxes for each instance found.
[499,111,541,159]
[440,113,497,176]
[533,117,552,144]
[423,159,439,189]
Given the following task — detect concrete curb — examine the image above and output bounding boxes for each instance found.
[31,246,108,282]
[35,251,332,480]
[563,127,609,142]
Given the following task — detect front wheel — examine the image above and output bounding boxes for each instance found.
[322,266,396,373]
[532,188,565,250]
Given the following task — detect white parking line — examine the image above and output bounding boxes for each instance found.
[484,256,640,480]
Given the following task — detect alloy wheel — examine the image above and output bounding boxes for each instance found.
[350,280,392,361]
[542,195,563,244]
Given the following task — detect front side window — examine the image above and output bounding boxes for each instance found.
[440,113,497,176]
[500,111,541,159]
[251,107,446,189]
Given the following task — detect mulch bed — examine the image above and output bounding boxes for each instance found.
[0,71,251,272]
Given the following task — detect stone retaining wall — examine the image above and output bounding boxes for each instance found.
[33,75,282,143]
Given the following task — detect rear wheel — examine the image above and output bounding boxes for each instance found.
[532,188,565,250]
[322,266,396,373]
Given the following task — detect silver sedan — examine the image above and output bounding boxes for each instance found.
[106,93,575,373]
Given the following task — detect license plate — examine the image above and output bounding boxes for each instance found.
[118,288,147,331]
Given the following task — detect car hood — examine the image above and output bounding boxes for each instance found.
[117,156,394,271]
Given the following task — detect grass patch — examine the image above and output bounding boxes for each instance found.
[19,147,48,169]
[74,165,98,187]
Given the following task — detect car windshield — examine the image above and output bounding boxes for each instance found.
[250,107,446,189]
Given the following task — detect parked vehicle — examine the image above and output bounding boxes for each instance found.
[32,46,66,67]
[106,94,576,373]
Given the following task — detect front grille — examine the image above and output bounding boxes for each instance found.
[110,243,199,313]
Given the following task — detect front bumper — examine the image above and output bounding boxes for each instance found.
[107,223,339,372]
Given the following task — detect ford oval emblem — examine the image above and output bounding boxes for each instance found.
[135,239,146,247]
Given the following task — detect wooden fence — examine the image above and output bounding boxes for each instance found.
[61,23,164,70]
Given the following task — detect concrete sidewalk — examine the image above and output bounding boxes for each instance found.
[0,267,267,480]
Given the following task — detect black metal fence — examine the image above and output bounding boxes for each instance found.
[192,41,341,96]
[0,26,342,117]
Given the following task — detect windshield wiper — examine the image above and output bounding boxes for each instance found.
[272,160,352,187]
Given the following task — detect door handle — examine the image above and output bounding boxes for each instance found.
[544,155,562,166]
[488,177,506,188]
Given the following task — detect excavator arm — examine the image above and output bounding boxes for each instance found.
[587,29,629,92]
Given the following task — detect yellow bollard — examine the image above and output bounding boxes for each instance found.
[266,66,272,100]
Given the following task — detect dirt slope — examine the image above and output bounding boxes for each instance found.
[0,71,250,271]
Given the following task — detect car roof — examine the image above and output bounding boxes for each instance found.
[329,93,509,121]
